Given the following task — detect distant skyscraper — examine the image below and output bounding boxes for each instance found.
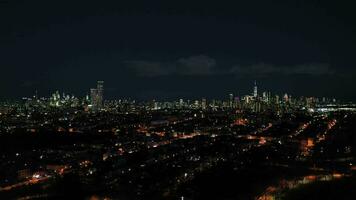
[283,93,289,102]
[90,88,98,109]
[253,81,258,98]
[276,95,280,104]
[97,81,104,109]
[202,98,207,110]
[90,81,104,110]
[179,98,184,108]
[229,93,234,108]
[262,92,267,101]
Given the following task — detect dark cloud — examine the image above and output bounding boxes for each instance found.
[177,55,216,75]
[125,55,216,77]
[230,63,333,76]
[127,56,332,78]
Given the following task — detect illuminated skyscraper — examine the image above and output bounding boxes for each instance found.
[229,93,234,108]
[283,93,289,102]
[202,98,207,110]
[253,80,258,98]
[262,92,267,102]
[276,95,280,104]
[97,81,104,109]
[179,98,184,109]
[90,88,98,109]
[90,81,104,110]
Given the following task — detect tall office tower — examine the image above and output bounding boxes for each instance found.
[244,95,252,104]
[202,98,207,110]
[283,93,289,103]
[276,95,280,104]
[211,99,216,110]
[229,93,234,108]
[97,81,104,109]
[253,80,258,98]
[268,92,272,104]
[194,100,199,109]
[179,98,184,108]
[262,92,267,102]
[90,88,98,109]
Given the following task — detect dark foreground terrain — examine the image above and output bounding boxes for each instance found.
[1,108,356,199]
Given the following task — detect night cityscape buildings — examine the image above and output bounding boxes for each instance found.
[90,81,104,111]
[1,1,356,200]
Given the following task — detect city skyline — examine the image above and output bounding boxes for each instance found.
[8,80,343,103]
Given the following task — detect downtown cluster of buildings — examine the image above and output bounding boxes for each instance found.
[0,80,344,115]
[138,81,338,113]
[24,81,105,112]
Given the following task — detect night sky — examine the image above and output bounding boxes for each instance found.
[1,1,356,101]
